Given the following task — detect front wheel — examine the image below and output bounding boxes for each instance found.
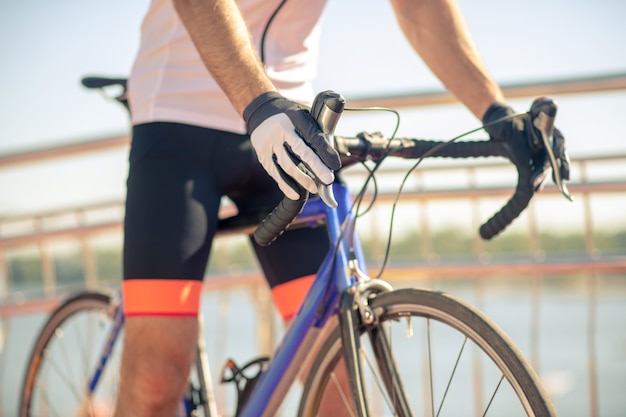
[298,288,557,417]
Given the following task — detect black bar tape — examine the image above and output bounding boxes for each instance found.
[479,163,533,240]
[399,139,508,159]
[253,190,309,246]
[394,139,532,240]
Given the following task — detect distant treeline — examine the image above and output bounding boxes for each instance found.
[4,229,625,298]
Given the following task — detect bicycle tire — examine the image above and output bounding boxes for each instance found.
[19,291,211,417]
[297,288,557,417]
[18,290,211,417]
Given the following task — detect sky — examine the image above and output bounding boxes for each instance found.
[0,0,625,217]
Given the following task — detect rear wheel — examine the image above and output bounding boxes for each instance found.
[298,288,557,417]
[19,290,212,417]
[19,291,122,417]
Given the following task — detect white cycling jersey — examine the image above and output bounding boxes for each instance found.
[128,0,327,134]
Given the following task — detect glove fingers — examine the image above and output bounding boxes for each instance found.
[288,110,341,170]
[261,155,303,200]
[244,92,341,204]
[274,147,319,195]
[283,131,335,185]
[272,156,307,200]
[254,113,334,185]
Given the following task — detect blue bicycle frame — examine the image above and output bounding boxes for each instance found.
[237,180,366,416]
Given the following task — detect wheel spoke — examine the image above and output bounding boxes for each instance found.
[435,337,468,417]
[361,344,397,414]
[329,372,356,417]
[34,376,65,417]
[42,347,85,403]
[77,311,91,388]
[297,289,556,417]
[426,318,435,417]
[482,374,505,417]
[20,293,129,417]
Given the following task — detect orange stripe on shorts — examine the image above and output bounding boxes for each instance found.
[122,279,202,316]
[270,274,316,321]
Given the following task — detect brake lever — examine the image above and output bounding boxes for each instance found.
[308,90,346,208]
[529,97,573,201]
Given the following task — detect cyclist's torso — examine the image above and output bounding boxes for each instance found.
[128,0,327,134]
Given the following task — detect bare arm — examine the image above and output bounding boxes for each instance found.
[172,0,275,114]
[389,0,505,119]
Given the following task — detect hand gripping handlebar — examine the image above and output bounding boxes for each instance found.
[254,93,570,245]
[82,78,570,244]
[479,97,571,239]
[336,97,569,240]
[253,91,345,246]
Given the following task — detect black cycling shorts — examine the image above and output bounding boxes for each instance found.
[123,122,330,318]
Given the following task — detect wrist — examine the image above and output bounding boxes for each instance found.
[482,102,514,124]
[482,102,515,140]
[243,91,282,120]
[243,91,288,134]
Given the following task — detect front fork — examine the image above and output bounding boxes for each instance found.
[338,270,413,417]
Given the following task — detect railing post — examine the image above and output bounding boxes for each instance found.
[251,284,276,356]
[76,210,98,289]
[39,242,56,298]
[527,201,543,372]
[0,251,8,301]
[80,238,98,289]
[587,274,599,417]
[580,160,600,417]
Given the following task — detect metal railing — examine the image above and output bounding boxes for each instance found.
[2,150,625,304]
[1,72,625,169]
[1,72,626,416]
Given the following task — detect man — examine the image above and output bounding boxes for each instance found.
[115,0,554,415]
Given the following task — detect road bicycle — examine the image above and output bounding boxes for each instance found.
[19,77,570,416]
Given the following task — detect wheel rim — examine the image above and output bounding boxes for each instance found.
[22,297,121,417]
[300,290,550,417]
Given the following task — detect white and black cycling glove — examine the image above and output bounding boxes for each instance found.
[243,91,341,200]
